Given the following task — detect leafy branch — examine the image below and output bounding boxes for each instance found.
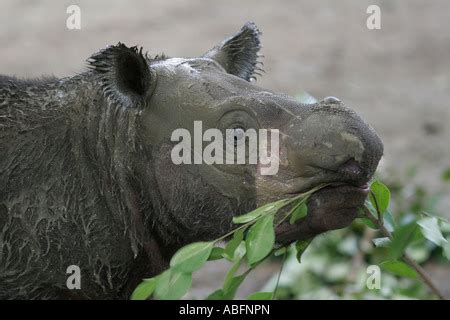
[130,184,326,300]
[364,181,447,300]
[131,180,449,300]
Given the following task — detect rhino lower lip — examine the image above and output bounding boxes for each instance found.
[304,184,370,217]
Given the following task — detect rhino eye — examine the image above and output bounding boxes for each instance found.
[232,127,246,146]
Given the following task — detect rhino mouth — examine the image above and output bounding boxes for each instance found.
[288,182,370,211]
[308,182,370,203]
[320,181,370,194]
[284,174,370,194]
[275,182,370,245]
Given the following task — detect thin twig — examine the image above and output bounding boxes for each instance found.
[364,207,447,300]
[272,251,287,299]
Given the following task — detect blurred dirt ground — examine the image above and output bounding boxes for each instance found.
[1,0,449,298]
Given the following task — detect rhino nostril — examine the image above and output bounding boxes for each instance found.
[338,158,366,184]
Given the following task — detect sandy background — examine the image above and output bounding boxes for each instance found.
[1,0,449,297]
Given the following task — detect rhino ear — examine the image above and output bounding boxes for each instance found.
[203,22,263,81]
[88,43,152,108]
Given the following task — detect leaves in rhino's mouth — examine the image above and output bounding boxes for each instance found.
[131,183,329,300]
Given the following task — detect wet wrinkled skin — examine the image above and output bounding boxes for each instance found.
[0,22,383,299]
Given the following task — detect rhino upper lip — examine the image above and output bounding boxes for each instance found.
[326,182,370,193]
[307,162,370,191]
[278,162,371,196]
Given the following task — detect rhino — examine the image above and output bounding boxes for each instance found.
[0,22,383,299]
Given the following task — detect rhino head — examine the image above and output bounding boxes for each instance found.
[0,22,383,298]
[87,22,382,248]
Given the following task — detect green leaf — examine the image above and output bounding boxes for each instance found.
[295,239,312,263]
[233,241,247,260]
[389,222,417,260]
[224,229,244,261]
[372,237,391,248]
[383,209,396,232]
[360,217,378,229]
[443,240,450,260]
[365,199,377,216]
[208,247,225,261]
[206,289,225,300]
[221,256,248,300]
[222,274,247,299]
[170,241,213,273]
[223,258,242,292]
[418,217,448,247]
[154,270,192,300]
[289,201,308,224]
[130,278,157,300]
[380,260,418,279]
[245,214,275,266]
[442,168,450,182]
[232,199,288,224]
[246,292,273,300]
[407,242,430,263]
[369,180,391,215]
